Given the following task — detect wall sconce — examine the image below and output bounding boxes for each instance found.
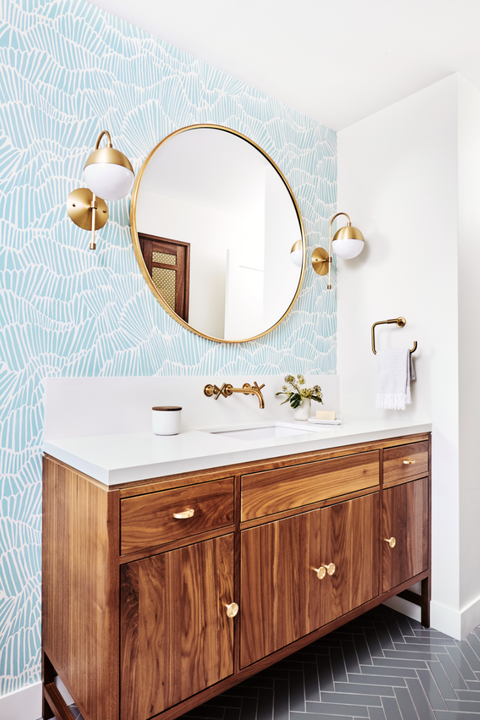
[311,212,364,289]
[67,130,134,250]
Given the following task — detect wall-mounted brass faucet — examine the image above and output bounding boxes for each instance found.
[204,382,266,409]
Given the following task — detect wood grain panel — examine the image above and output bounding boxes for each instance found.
[120,534,235,720]
[240,493,379,668]
[42,456,119,720]
[383,441,429,487]
[314,493,379,627]
[382,477,429,592]
[121,477,234,554]
[241,451,379,520]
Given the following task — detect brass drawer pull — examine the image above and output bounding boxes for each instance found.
[384,537,396,548]
[315,567,327,580]
[323,563,336,576]
[173,509,195,519]
[226,602,239,618]
[403,459,415,465]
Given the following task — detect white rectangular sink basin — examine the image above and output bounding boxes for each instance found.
[211,423,318,441]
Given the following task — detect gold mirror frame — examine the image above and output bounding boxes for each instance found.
[130,124,306,344]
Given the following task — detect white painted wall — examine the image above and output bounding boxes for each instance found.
[458,77,480,632]
[137,189,262,338]
[337,75,467,636]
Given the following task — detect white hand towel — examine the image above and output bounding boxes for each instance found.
[376,349,416,410]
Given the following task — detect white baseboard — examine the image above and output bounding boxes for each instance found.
[0,681,42,720]
[385,589,480,641]
[0,675,74,720]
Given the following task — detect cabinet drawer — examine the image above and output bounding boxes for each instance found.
[241,451,379,521]
[383,442,429,487]
[121,477,234,554]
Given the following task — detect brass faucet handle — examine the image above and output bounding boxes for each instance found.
[204,383,230,399]
[214,383,227,400]
[254,382,265,391]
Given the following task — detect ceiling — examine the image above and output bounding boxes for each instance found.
[87,0,480,131]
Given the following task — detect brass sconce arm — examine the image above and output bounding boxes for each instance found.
[312,213,350,289]
[67,130,134,251]
[204,382,266,409]
[312,211,364,289]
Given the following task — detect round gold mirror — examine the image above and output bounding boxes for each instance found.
[130,124,306,343]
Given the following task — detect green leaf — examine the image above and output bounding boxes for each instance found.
[290,393,302,408]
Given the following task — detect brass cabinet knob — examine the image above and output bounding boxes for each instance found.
[315,567,327,580]
[226,602,239,618]
[403,459,415,465]
[173,509,195,519]
[323,563,336,576]
[384,537,396,548]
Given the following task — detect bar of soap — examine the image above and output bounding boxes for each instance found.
[316,410,336,420]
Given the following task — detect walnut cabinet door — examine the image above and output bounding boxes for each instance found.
[382,477,429,592]
[120,534,235,720]
[240,494,379,668]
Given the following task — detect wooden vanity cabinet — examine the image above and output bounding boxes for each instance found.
[240,492,379,667]
[120,534,235,720]
[42,432,431,720]
[382,477,429,592]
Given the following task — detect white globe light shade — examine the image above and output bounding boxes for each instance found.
[332,237,365,259]
[290,249,303,267]
[84,163,134,201]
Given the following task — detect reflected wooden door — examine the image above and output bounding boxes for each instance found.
[382,477,428,592]
[139,233,190,322]
[120,534,234,720]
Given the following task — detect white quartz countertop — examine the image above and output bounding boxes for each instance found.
[44,416,432,486]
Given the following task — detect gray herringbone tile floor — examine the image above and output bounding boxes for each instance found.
[58,606,480,720]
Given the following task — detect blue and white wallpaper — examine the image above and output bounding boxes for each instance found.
[0,0,336,697]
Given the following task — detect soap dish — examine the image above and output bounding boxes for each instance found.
[308,418,342,425]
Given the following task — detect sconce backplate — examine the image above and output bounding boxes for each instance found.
[67,188,108,231]
[311,247,329,276]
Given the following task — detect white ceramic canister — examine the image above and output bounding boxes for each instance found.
[152,406,182,435]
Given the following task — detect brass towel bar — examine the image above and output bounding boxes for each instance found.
[371,317,417,355]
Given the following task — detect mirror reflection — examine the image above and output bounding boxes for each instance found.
[131,126,305,342]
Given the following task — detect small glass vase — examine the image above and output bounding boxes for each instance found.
[293,398,311,421]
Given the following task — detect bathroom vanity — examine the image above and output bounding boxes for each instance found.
[42,425,431,720]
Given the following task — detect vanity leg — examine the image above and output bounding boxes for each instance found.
[42,650,76,720]
[421,576,431,628]
[42,651,55,720]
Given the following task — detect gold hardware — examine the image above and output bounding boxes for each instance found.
[173,509,195,519]
[311,247,329,277]
[204,381,266,409]
[130,123,306,344]
[315,566,327,580]
[67,188,108,238]
[67,131,133,251]
[371,317,417,355]
[312,212,364,289]
[384,537,396,548]
[323,563,336,576]
[226,602,239,618]
[84,130,135,173]
[403,459,415,465]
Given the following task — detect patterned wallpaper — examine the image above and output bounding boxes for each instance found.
[0,0,337,696]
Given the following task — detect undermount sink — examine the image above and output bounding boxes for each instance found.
[211,423,319,441]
